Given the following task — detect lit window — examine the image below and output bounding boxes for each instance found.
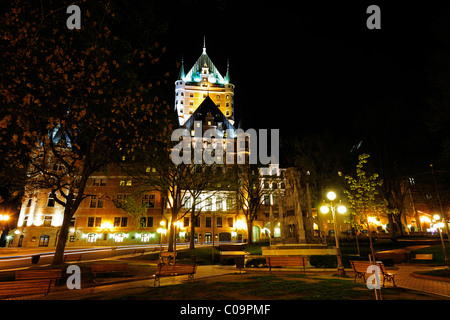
[87,234,96,243]
[90,196,104,208]
[142,194,156,207]
[43,216,52,227]
[114,234,124,242]
[47,193,55,207]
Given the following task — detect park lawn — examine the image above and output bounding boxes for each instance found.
[75,272,445,300]
[410,244,450,265]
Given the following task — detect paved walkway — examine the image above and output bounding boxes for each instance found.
[4,265,239,300]
[388,264,450,298]
[5,263,450,300]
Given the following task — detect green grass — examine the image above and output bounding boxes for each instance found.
[410,244,450,265]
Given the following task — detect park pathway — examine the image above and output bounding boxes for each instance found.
[386,264,450,298]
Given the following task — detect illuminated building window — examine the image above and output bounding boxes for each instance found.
[47,193,55,207]
[216,217,222,228]
[140,217,153,228]
[141,234,150,242]
[205,198,212,211]
[90,195,104,208]
[87,234,96,243]
[142,194,155,207]
[43,216,52,227]
[93,179,107,186]
[39,235,50,247]
[216,198,223,211]
[114,234,124,242]
[113,217,127,227]
[87,217,102,227]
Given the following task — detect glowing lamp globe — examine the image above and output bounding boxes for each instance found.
[326,191,337,201]
[320,206,330,214]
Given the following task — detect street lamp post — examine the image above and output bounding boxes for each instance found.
[157,220,167,254]
[320,191,347,276]
[433,214,449,268]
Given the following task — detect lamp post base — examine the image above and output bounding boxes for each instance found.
[336,266,346,276]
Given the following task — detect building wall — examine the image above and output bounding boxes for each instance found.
[175,80,234,126]
[10,174,276,247]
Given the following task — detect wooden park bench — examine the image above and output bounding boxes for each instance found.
[15,269,63,286]
[153,263,197,287]
[413,254,433,261]
[265,256,307,272]
[350,260,396,287]
[160,251,177,265]
[91,263,129,279]
[0,279,56,299]
[64,254,82,262]
[15,269,62,282]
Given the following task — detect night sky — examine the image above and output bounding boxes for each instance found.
[157,1,450,172]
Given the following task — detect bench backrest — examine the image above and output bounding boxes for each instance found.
[91,263,128,272]
[157,264,196,275]
[266,256,307,267]
[350,260,385,273]
[0,279,55,298]
[161,251,177,257]
[415,254,433,259]
[15,269,62,280]
[64,254,81,261]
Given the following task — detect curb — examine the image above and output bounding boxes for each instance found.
[410,272,450,283]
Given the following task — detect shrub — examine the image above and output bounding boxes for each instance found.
[245,258,267,268]
[309,255,338,268]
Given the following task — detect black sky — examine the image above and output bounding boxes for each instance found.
[156,0,449,171]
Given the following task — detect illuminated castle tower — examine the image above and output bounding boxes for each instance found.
[175,39,234,127]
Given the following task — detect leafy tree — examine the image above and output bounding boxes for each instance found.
[0,0,169,264]
[344,154,387,260]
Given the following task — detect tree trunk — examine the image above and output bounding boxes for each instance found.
[168,209,176,252]
[368,233,376,262]
[52,209,74,266]
[387,213,397,242]
[190,212,196,250]
[246,214,253,243]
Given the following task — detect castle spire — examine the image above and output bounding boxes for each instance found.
[225,59,230,84]
[203,36,206,54]
[177,54,185,80]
